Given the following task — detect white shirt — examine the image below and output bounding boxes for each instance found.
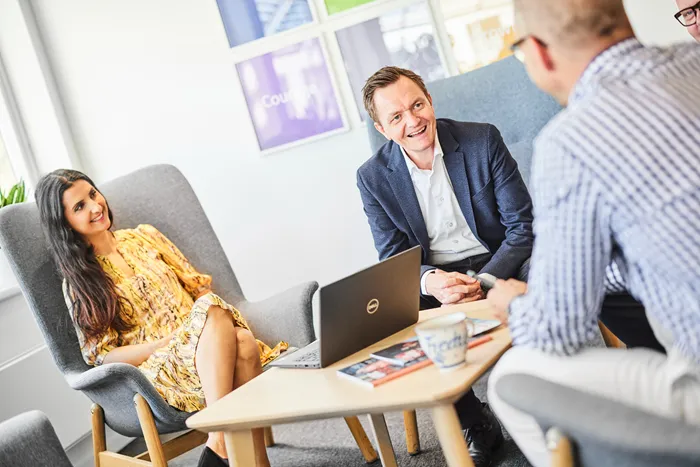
[401,136,489,294]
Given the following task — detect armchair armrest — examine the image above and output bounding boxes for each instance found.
[64,364,190,436]
[0,411,72,467]
[496,374,700,467]
[236,280,319,348]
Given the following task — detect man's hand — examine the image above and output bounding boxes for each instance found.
[487,279,528,323]
[426,270,484,305]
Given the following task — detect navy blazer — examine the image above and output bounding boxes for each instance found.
[357,119,534,282]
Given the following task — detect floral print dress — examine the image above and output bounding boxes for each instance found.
[63,224,287,412]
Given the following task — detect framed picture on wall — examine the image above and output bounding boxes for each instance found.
[236,37,348,153]
[324,0,376,15]
[216,0,315,48]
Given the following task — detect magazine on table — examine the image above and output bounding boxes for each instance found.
[370,336,425,366]
[337,355,432,388]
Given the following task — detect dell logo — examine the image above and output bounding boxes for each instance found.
[367,299,379,314]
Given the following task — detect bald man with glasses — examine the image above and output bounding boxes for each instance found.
[484,0,700,465]
[676,0,700,42]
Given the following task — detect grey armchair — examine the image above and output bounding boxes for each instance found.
[496,374,700,467]
[0,411,73,467]
[0,164,376,466]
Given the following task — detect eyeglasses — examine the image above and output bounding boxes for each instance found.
[510,35,547,63]
[675,1,700,27]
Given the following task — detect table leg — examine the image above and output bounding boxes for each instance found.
[431,403,475,467]
[368,414,398,467]
[223,430,256,467]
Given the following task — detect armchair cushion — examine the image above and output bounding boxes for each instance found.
[496,374,700,467]
[236,280,318,348]
[0,411,73,467]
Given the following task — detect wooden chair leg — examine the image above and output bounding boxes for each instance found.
[264,426,275,447]
[344,416,378,463]
[134,394,167,467]
[91,404,106,467]
[546,427,575,467]
[598,321,626,348]
[403,410,420,455]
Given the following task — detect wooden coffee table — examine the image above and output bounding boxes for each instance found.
[186,301,512,466]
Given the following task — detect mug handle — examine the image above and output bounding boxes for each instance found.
[465,319,476,338]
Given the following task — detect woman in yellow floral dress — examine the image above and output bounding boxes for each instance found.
[36,169,282,467]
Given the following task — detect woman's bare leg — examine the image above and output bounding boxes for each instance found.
[233,328,269,467]
[194,305,238,459]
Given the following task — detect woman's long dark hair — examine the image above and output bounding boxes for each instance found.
[35,169,132,341]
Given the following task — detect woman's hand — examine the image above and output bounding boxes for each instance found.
[154,331,177,350]
[103,331,177,367]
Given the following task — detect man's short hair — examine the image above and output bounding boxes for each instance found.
[514,0,630,48]
[362,66,429,123]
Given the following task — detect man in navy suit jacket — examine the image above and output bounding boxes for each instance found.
[357,68,533,310]
[356,66,531,467]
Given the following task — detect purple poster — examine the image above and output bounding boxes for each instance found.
[236,38,346,151]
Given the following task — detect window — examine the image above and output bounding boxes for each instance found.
[0,55,35,195]
[0,135,16,194]
[336,2,447,119]
[440,0,515,73]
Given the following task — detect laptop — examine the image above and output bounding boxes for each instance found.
[267,246,421,369]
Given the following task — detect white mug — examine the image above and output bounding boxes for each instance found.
[415,312,476,371]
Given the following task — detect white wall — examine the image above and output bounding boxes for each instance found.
[0,0,694,459]
[625,0,693,46]
[0,289,93,445]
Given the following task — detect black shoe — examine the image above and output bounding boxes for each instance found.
[463,403,504,467]
[197,447,229,467]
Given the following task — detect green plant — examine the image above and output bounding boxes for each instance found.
[0,179,27,208]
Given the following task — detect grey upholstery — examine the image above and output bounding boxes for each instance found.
[496,374,700,467]
[366,56,562,186]
[0,164,318,437]
[0,411,73,467]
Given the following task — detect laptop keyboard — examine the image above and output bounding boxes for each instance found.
[296,348,320,362]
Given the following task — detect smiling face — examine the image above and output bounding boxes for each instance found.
[372,76,436,159]
[62,180,111,238]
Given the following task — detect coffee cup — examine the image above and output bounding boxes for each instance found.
[415,312,475,371]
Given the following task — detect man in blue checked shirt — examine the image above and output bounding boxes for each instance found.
[486,0,700,465]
